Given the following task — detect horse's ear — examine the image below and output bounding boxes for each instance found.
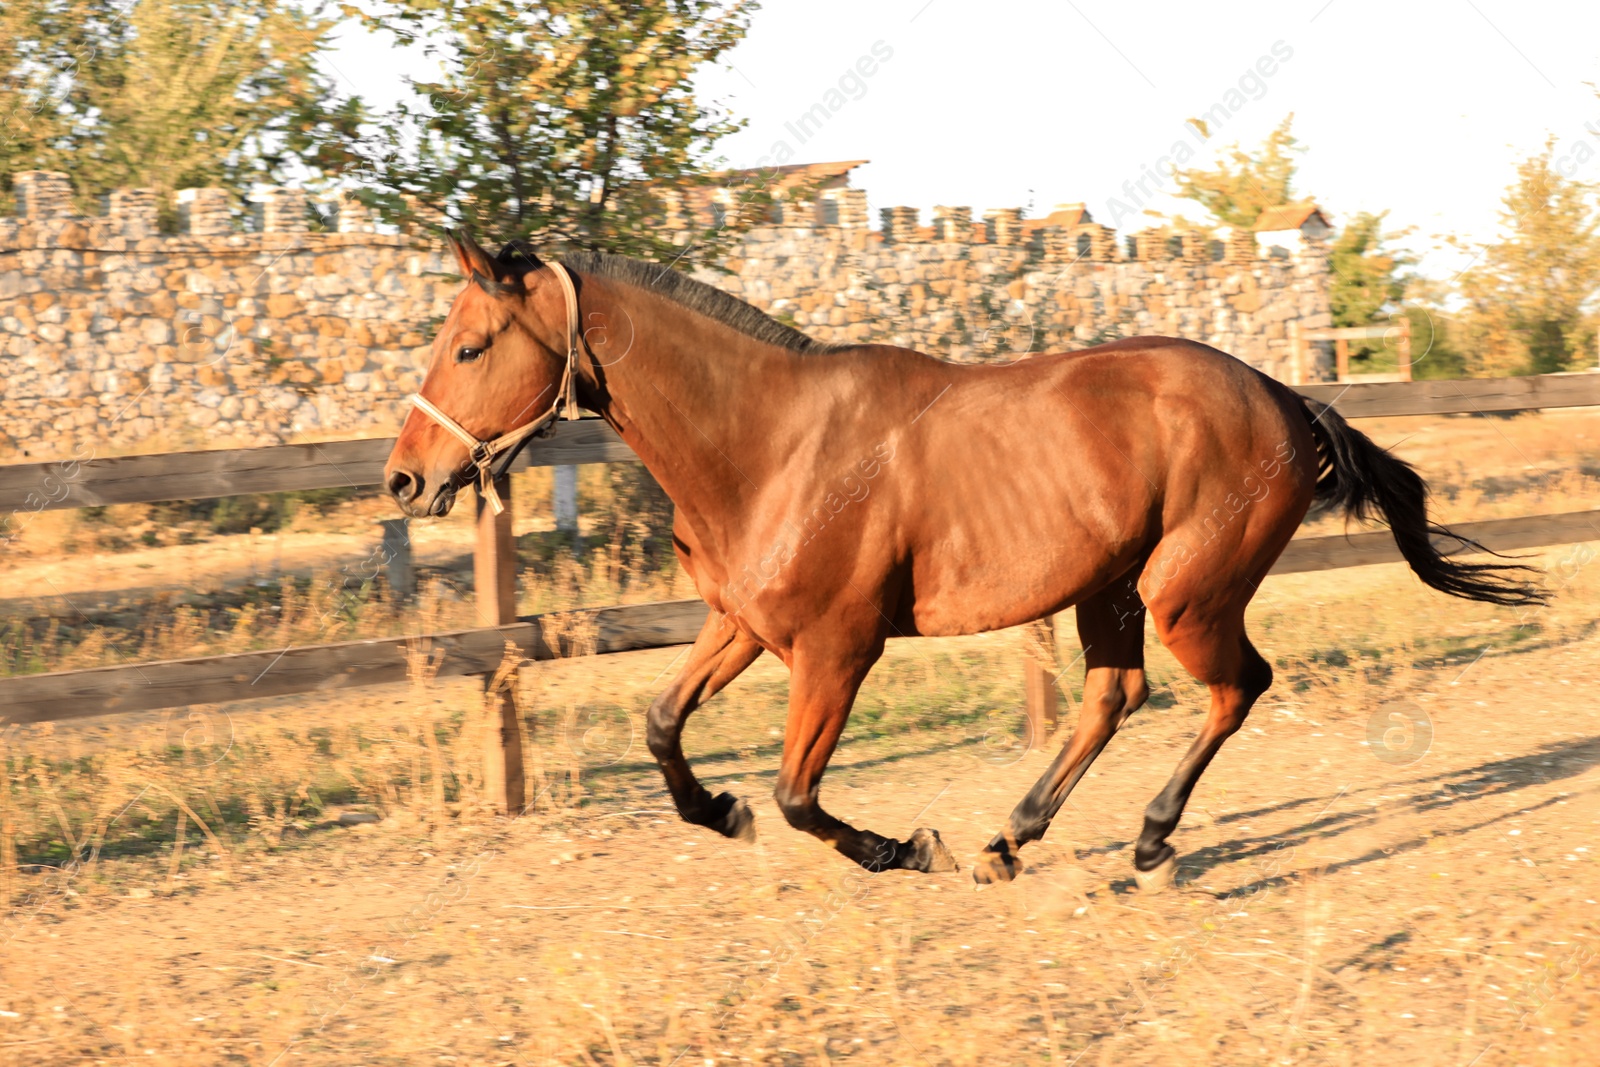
[447,229,525,297]
[445,229,499,282]
[496,240,543,270]
[495,240,545,290]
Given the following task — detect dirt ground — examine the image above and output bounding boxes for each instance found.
[2,550,1598,1067]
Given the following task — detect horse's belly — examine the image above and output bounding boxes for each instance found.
[902,514,1144,637]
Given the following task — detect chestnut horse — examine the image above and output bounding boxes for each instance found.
[385,233,1541,888]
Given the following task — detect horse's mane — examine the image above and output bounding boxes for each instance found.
[541,248,845,355]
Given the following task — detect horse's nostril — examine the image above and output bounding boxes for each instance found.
[388,470,420,502]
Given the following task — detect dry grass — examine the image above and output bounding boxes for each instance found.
[1300,408,1600,534]
[0,411,1597,1064]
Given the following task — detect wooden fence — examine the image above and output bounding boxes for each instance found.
[3,372,1598,812]
[1290,320,1412,384]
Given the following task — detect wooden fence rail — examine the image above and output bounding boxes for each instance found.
[0,599,710,727]
[0,420,634,513]
[1294,371,1600,419]
[1293,319,1413,383]
[2,372,1598,811]
[1269,509,1600,574]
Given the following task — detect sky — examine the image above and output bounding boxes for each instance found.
[325,0,1600,279]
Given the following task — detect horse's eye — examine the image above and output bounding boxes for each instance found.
[456,346,483,364]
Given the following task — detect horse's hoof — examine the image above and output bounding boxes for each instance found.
[1134,854,1177,893]
[709,792,756,843]
[971,849,1020,884]
[905,827,958,873]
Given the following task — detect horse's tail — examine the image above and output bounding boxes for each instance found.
[1298,396,1547,607]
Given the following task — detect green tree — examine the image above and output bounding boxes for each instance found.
[1329,212,1410,326]
[1396,285,1468,381]
[1455,144,1600,376]
[0,0,360,217]
[1171,113,1303,229]
[343,0,759,264]
[0,0,84,187]
[1328,211,1416,370]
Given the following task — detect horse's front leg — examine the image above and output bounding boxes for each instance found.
[772,641,957,873]
[646,610,765,840]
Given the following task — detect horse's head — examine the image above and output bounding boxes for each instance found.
[384,230,574,518]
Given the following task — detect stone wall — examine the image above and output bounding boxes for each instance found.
[0,172,455,462]
[0,170,1332,463]
[705,215,1331,376]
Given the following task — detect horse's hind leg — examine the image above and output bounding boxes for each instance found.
[973,571,1150,884]
[1134,581,1273,890]
[647,610,765,841]
[773,641,957,873]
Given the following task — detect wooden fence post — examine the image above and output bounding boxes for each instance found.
[476,474,525,814]
[377,517,415,601]
[1397,317,1412,381]
[1021,617,1062,751]
[1024,658,1059,750]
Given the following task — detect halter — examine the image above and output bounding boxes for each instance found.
[407,261,584,515]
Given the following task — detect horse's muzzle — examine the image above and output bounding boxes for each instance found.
[386,468,457,518]
[428,486,458,517]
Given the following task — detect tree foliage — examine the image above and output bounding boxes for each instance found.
[1329,211,1411,326]
[0,0,359,214]
[1396,280,1468,381]
[1327,210,1416,368]
[1454,145,1600,376]
[344,0,759,265]
[1172,113,1303,230]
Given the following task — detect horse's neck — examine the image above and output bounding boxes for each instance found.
[582,281,797,514]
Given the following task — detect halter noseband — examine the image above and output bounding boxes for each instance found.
[407,261,584,516]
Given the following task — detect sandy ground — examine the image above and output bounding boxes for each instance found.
[2,578,1596,1066]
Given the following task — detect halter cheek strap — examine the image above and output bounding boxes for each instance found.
[407,261,585,516]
